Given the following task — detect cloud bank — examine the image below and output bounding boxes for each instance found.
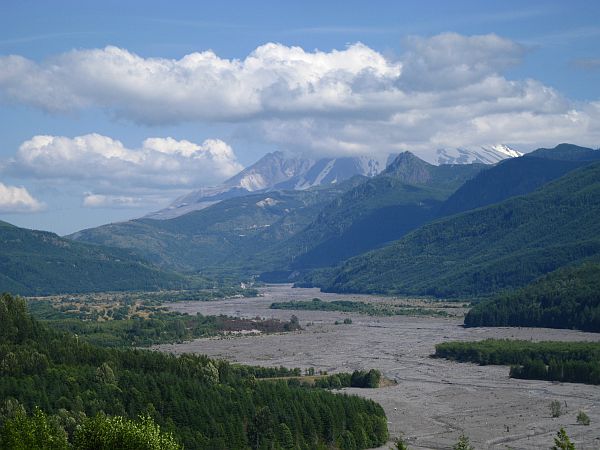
[1,33,598,158]
[0,182,43,213]
[4,134,243,208]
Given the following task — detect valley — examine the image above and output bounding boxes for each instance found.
[2,5,600,448]
[156,284,600,449]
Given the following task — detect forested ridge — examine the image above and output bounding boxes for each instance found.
[465,262,600,332]
[320,161,600,297]
[0,220,188,296]
[0,293,388,449]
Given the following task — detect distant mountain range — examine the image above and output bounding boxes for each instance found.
[147,145,520,219]
[69,177,366,272]
[7,142,597,299]
[69,151,487,275]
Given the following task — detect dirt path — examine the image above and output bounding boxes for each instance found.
[156,284,600,449]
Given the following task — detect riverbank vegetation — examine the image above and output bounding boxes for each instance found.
[434,339,600,385]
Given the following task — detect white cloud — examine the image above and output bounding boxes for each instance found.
[0,43,400,123]
[82,193,144,209]
[0,182,43,213]
[0,34,598,159]
[10,134,243,190]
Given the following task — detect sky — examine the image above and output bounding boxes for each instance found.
[0,0,599,234]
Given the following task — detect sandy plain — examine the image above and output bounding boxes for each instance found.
[156,284,600,449]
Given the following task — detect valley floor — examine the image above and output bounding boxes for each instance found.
[155,284,600,450]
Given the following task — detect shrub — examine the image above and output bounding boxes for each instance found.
[550,400,562,418]
[577,410,590,425]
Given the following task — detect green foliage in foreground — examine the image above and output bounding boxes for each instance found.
[0,409,180,450]
[0,293,388,449]
[552,428,576,450]
[74,414,180,450]
[0,407,69,450]
[270,298,448,317]
[465,262,600,332]
[435,339,600,385]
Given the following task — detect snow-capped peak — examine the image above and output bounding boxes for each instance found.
[488,144,523,158]
[145,152,385,219]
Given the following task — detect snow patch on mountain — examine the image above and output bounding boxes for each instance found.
[435,145,522,165]
[256,197,280,208]
[146,152,386,219]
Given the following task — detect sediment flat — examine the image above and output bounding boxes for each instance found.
[156,284,600,450]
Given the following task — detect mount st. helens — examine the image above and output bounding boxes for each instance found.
[147,145,520,220]
[68,151,490,276]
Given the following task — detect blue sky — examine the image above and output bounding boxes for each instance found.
[0,0,599,234]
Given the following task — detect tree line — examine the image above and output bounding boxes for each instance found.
[0,293,388,449]
[465,262,600,332]
[434,339,600,385]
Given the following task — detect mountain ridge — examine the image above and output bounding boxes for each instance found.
[318,159,600,297]
[0,220,187,295]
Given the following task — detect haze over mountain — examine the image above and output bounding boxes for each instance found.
[69,176,367,273]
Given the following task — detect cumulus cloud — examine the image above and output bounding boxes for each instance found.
[0,43,400,123]
[0,33,598,158]
[0,182,43,213]
[9,134,242,190]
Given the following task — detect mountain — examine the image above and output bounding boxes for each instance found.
[0,220,187,295]
[148,145,522,220]
[257,152,485,273]
[434,144,522,165]
[147,151,386,219]
[69,178,365,273]
[319,160,600,297]
[464,261,600,332]
[439,143,600,216]
[71,153,484,277]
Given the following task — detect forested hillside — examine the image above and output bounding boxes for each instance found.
[0,221,187,295]
[263,152,483,271]
[439,144,599,216]
[320,161,600,297]
[465,262,600,331]
[71,152,483,278]
[0,293,388,449]
[69,178,365,273]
